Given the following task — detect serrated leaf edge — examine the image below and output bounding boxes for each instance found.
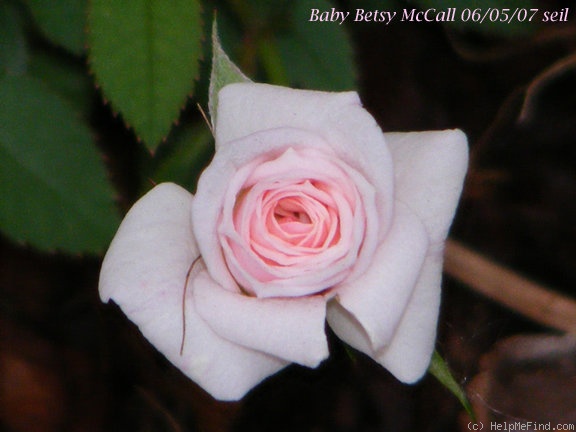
[86,1,204,153]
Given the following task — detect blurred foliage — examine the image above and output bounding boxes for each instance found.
[25,0,86,55]
[0,1,28,75]
[0,75,118,253]
[0,0,357,254]
[276,0,356,90]
[148,123,214,193]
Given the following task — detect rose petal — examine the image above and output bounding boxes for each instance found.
[193,129,328,293]
[176,289,288,401]
[327,131,468,383]
[192,270,329,367]
[193,128,381,295]
[99,183,197,307]
[216,83,356,150]
[326,202,428,354]
[216,146,373,298]
[385,129,469,247]
[375,251,444,383]
[360,130,466,382]
[99,183,287,400]
[216,83,395,238]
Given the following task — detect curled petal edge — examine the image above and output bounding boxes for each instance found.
[99,183,289,401]
[193,269,329,367]
[327,203,428,360]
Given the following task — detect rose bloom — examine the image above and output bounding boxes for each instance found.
[99,83,468,400]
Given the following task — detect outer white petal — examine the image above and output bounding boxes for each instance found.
[192,270,329,367]
[215,83,395,238]
[327,203,428,354]
[372,129,468,382]
[376,250,444,383]
[176,289,288,401]
[329,130,468,383]
[385,129,469,246]
[99,183,287,400]
[99,183,197,307]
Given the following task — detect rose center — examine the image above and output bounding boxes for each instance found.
[260,184,338,251]
[217,145,374,298]
[274,198,312,225]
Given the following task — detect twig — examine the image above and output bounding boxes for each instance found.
[518,52,576,123]
[137,387,183,432]
[444,240,576,334]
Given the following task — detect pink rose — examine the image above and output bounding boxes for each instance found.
[99,83,468,400]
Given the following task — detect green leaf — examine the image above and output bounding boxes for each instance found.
[0,75,119,254]
[25,0,87,55]
[429,350,475,420]
[88,0,203,152]
[209,19,251,126]
[28,49,93,113]
[0,1,28,76]
[276,0,356,91]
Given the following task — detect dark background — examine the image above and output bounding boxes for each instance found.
[2,1,576,431]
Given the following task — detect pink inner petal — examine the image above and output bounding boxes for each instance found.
[218,145,381,298]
